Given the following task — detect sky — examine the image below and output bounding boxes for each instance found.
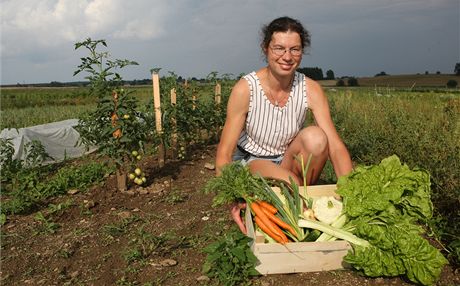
[1,0,459,85]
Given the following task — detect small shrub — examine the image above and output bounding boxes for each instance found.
[446,79,457,88]
[347,77,359,86]
[336,79,345,86]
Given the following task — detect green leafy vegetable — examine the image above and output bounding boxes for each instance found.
[202,227,259,286]
[334,155,448,285]
[348,215,448,285]
[337,155,433,220]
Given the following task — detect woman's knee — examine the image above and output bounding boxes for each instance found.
[298,126,328,156]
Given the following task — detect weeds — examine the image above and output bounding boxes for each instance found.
[33,212,60,235]
[1,161,111,216]
[164,189,188,204]
[103,215,142,238]
[47,199,74,216]
[202,226,259,286]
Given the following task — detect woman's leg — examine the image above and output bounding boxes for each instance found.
[280,126,329,185]
[248,159,300,184]
[247,126,329,185]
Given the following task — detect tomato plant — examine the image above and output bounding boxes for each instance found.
[73,38,147,190]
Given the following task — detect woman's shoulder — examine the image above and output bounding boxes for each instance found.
[303,76,323,93]
[232,76,251,95]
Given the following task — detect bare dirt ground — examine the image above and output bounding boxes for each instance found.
[1,144,458,286]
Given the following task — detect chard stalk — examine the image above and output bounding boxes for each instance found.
[315,213,347,242]
[298,218,369,247]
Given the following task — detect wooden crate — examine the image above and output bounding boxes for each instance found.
[245,184,351,275]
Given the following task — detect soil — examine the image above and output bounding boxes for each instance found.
[1,144,458,286]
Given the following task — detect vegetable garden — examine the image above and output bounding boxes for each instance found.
[1,39,459,285]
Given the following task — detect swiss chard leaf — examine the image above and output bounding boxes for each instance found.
[346,217,448,285]
[338,155,447,285]
[337,155,433,220]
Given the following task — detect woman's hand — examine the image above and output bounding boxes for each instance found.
[230,200,247,234]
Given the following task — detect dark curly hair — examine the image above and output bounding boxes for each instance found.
[260,16,311,54]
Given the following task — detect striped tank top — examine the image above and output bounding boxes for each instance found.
[237,71,308,156]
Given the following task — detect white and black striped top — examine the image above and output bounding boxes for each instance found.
[237,71,308,156]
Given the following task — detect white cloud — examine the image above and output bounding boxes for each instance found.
[1,0,170,58]
[1,0,458,84]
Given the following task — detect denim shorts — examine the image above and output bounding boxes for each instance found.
[232,146,283,166]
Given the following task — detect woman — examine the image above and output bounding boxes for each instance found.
[215,16,353,233]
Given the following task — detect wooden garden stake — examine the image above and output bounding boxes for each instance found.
[170,88,178,158]
[214,82,222,141]
[170,88,177,104]
[192,90,197,110]
[214,82,221,104]
[152,70,165,167]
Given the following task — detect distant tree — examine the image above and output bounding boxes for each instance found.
[49,81,63,87]
[455,63,460,75]
[221,73,234,81]
[436,71,441,75]
[347,77,359,86]
[297,67,324,80]
[326,69,335,80]
[336,79,345,86]
[375,71,387,77]
[425,71,429,75]
[447,80,458,88]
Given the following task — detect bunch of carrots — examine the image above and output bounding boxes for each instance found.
[250,201,297,244]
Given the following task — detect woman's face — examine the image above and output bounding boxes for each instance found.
[265,31,303,77]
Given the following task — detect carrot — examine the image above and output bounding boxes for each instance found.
[251,202,288,243]
[258,201,278,214]
[255,216,285,244]
[261,207,297,238]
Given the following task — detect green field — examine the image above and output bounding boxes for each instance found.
[319,74,460,88]
[0,86,149,130]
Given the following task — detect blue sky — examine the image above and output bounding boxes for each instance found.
[1,0,459,84]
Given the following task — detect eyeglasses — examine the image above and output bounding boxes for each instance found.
[269,46,303,57]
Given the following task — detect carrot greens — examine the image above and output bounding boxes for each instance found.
[203,162,272,206]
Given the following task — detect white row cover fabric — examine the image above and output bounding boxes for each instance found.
[0,119,97,165]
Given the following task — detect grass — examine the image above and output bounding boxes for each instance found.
[0,104,96,130]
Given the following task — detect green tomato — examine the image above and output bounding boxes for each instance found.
[128,173,136,180]
[134,168,142,176]
[131,150,139,157]
[141,177,147,183]
[123,114,130,119]
[136,155,142,160]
